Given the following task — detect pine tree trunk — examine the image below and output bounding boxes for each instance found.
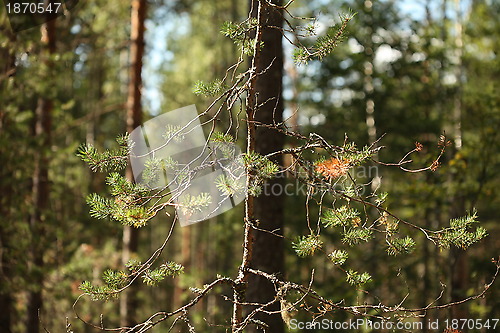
[172,225,191,315]
[120,0,147,327]
[246,1,285,332]
[27,18,56,333]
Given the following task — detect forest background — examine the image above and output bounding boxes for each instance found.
[1,0,499,332]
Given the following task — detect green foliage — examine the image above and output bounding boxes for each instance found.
[221,19,262,55]
[210,132,239,159]
[141,156,177,187]
[179,193,212,215]
[292,235,323,257]
[313,25,347,58]
[375,192,388,206]
[80,260,184,301]
[341,184,357,199]
[86,191,153,227]
[243,151,279,179]
[79,281,115,301]
[293,12,355,64]
[340,142,375,166]
[243,151,279,197]
[79,269,128,301]
[210,131,235,143]
[437,211,488,250]
[80,261,183,300]
[102,269,128,289]
[215,174,244,196]
[328,249,348,265]
[86,193,114,220]
[111,199,153,227]
[67,0,498,329]
[387,236,416,256]
[142,262,184,286]
[346,270,371,286]
[106,172,148,196]
[342,228,372,246]
[163,124,186,142]
[77,134,130,172]
[125,259,142,274]
[322,205,360,227]
[292,48,310,65]
[193,79,227,97]
[247,184,262,197]
[220,19,256,39]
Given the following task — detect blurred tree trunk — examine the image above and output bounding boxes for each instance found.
[449,0,468,325]
[364,0,376,147]
[0,178,13,333]
[27,18,56,333]
[246,1,285,332]
[173,226,191,313]
[284,46,299,171]
[121,0,147,327]
[0,21,16,333]
[0,220,12,333]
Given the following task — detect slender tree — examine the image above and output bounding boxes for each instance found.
[0,13,17,333]
[246,0,285,332]
[121,0,148,327]
[27,18,56,333]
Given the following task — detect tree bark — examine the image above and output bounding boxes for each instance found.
[246,1,285,332]
[120,0,147,328]
[27,18,56,333]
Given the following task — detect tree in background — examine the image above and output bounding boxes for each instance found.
[1,12,26,332]
[0,0,135,331]
[121,0,148,327]
[27,17,56,333]
[245,0,285,332]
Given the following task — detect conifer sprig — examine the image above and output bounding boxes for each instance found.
[77,134,131,172]
[221,18,263,55]
[436,210,488,249]
[292,234,323,257]
[346,270,371,286]
[193,79,228,97]
[142,262,184,286]
[293,12,355,64]
[342,228,373,246]
[243,151,280,196]
[79,261,183,300]
[386,236,416,256]
[322,205,360,228]
[328,249,348,265]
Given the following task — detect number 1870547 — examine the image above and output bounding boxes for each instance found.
[6,2,62,14]
[444,319,499,330]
